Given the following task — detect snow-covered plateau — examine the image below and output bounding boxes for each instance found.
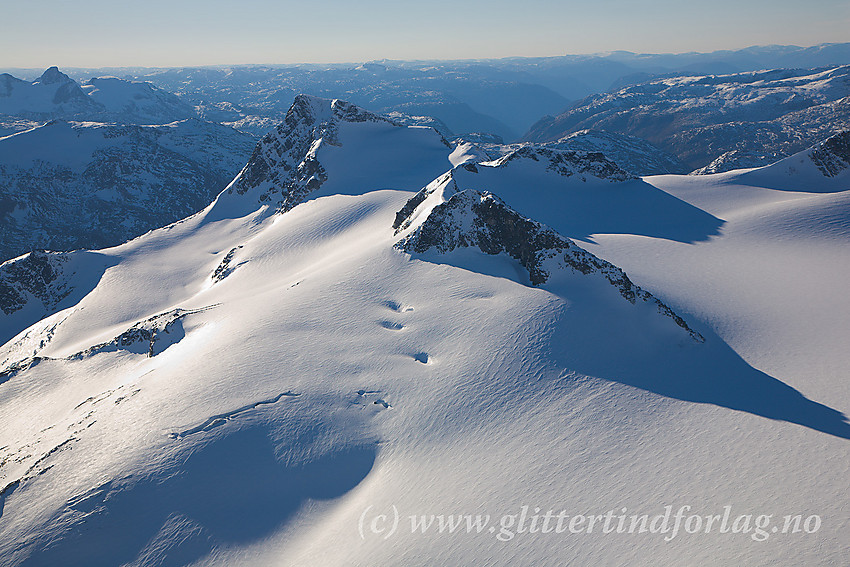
[0,95,848,566]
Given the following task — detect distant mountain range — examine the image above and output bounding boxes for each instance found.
[524,65,850,172]
[0,67,198,137]
[6,42,845,143]
[0,119,255,263]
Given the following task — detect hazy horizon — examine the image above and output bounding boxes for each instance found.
[3,0,849,69]
[2,42,849,79]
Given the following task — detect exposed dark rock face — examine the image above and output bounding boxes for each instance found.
[76,308,202,359]
[0,251,71,316]
[808,130,850,177]
[231,95,398,213]
[1,307,209,384]
[396,184,703,341]
[0,120,254,263]
[212,246,243,283]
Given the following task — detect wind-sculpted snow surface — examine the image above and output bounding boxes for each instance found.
[0,95,849,566]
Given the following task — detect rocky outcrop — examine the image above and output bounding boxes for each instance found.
[211,246,243,283]
[488,145,636,182]
[76,308,208,359]
[230,95,403,213]
[808,130,850,177]
[1,307,211,384]
[0,251,72,316]
[395,176,703,342]
[690,148,782,175]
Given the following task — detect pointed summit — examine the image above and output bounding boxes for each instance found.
[35,66,73,85]
[213,95,451,219]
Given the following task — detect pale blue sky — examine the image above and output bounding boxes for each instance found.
[3,0,849,67]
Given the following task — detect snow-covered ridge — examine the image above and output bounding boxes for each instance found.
[223,94,451,214]
[550,129,687,175]
[484,145,635,181]
[736,129,850,190]
[451,130,684,177]
[394,169,703,341]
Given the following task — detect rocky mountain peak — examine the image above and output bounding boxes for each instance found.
[229,95,416,214]
[36,66,73,85]
[394,179,703,341]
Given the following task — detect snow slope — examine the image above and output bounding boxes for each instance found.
[0,96,848,566]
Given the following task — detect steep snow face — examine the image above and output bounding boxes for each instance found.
[437,147,723,244]
[211,94,453,219]
[0,95,849,567]
[0,119,255,262]
[524,65,850,171]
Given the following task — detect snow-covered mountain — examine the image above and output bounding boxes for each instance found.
[0,118,254,263]
[550,129,688,175]
[80,76,197,125]
[0,95,848,566]
[105,42,850,143]
[524,66,850,172]
[0,67,199,136]
[465,129,687,176]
